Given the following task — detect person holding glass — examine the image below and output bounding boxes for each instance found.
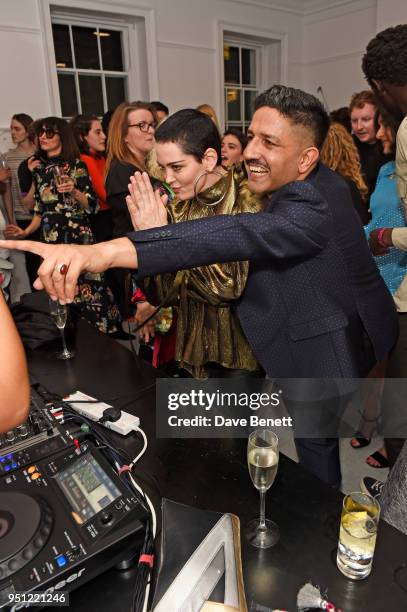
[5,117,120,335]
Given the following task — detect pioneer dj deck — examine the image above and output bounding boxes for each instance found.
[0,388,148,610]
[0,388,69,478]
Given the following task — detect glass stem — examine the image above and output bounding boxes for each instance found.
[259,490,266,529]
[60,328,68,354]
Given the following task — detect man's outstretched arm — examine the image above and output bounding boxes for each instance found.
[0,181,330,303]
[0,238,138,303]
[129,180,331,279]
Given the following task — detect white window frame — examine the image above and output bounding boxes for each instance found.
[37,0,159,117]
[52,16,129,116]
[223,39,261,131]
[215,22,288,131]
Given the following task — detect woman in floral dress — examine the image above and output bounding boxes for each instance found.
[6,117,120,333]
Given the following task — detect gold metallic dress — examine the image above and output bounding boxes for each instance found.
[143,168,262,378]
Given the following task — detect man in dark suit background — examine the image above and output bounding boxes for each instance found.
[0,86,398,488]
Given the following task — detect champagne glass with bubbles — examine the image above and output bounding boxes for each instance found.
[246,429,280,548]
[49,298,74,360]
[52,165,71,208]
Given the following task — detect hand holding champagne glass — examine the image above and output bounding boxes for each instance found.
[0,155,11,183]
[246,429,279,548]
[52,165,72,208]
[49,298,74,360]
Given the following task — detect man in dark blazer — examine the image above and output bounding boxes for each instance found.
[0,86,398,488]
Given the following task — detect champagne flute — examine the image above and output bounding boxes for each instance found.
[0,155,10,182]
[49,298,74,360]
[52,165,71,208]
[246,429,280,548]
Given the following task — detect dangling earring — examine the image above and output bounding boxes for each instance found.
[193,169,228,206]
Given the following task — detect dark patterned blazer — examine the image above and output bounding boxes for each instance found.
[128,163,398,378]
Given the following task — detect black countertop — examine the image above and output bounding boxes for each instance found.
[28,320,407,612]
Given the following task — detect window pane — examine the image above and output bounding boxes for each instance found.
[79,74,104,115]
[224,45,239,84]
[242,48,256,85]
[227,89,241,122]
[244,90,257,122]
[58,73,78,117]
[106,77,126,110]
[227,123,244,132]
[52,24,73,68]
[101,30,124,71]
[72,26,100,69]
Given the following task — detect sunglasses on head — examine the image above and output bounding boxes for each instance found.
[38,127,59,139]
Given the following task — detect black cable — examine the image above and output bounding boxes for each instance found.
[131,519,154,612]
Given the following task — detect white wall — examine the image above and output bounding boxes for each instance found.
[0,0,406,147]
[302,0,407,112]
[154,0,303,115]
[0,0,303,139]
[0,0,53,148]
[302,0,378,111]
[376,0,407,30]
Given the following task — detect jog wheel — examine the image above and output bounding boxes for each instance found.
[0,492,54,580]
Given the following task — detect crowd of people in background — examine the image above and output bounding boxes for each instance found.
[0,88,394,342]
[1,23,407,532]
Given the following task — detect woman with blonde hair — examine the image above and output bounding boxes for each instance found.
[196,104,221,133]
[321,121,369,224]
[105,101,169,316]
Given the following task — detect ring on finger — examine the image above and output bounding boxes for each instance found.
[54,263,68,275]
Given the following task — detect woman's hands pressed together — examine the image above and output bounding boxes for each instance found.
[126,171,168,231]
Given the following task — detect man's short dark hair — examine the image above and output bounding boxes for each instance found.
[362,25,407,87]
[155,109,221,164]
[151,101,169,116]
[254,85,330,149]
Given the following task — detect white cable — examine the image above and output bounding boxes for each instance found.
[129,426,148,468]
[128,472,157,541]
[142,584,151,612]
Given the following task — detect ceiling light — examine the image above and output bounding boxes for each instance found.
[93,31,111,37]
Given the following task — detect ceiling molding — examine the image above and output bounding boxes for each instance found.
[223,0,376,16]
[221,0,303,15]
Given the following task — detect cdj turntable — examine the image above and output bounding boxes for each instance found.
[0,442,148,610]
[0,385,150,610]
[0,388,69,478]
